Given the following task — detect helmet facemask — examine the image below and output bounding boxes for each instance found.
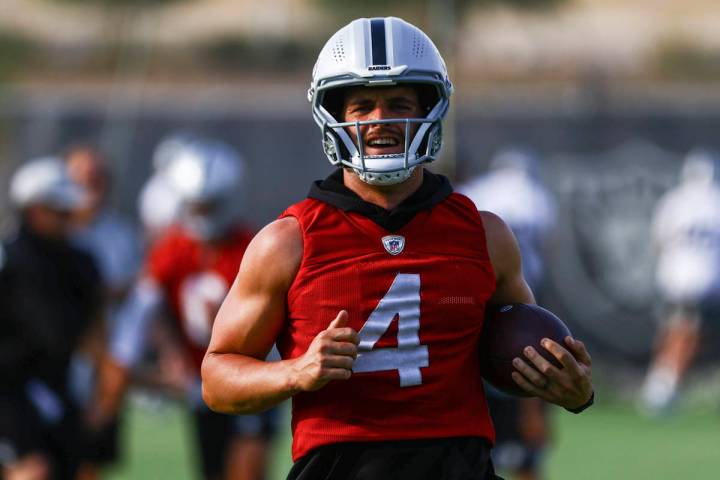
[314,81,447,186]
[181,195,238,241]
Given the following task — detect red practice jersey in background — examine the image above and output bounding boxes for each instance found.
[146,225,254,372]
[279,193,497,461]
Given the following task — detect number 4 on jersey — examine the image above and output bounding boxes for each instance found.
[353,273,428,387]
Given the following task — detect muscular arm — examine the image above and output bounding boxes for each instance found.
[481,211,594,410]
[201,217,358,414]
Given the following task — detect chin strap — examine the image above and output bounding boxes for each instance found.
[358,166,415,186]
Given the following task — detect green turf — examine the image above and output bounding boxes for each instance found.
[546,404,720,480]
[106,400,197,480]
[105,398,295,480]
[106,400,719,480]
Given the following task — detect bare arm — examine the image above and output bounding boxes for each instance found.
[481,211,594,410]
[201,217,359,414]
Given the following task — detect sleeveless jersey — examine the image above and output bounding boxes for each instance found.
[278,193,497,461]
[147,226,254,371]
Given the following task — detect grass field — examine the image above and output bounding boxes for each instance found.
[107,398,720,480]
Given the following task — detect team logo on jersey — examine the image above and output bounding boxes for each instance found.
[382,235,405,255]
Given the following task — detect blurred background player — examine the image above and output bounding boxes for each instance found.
[66,143,142,303]
[63,143,143,479]
[110,136,278,480]
[639,148,720,416]
[458,147,558,480]
[0,157,105,480]
[64,144,141,480]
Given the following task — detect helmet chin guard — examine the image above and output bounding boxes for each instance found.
[309,17,452,185]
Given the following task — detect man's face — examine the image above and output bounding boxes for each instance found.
[25,204,73,240]
[341,85,423,157]
[66,148,107,208]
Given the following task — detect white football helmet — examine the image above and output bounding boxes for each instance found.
[151,131,202,171]
[309,17,453,185]
[162,137,246,240]
[9,157,86,211]
[680,148,719,186]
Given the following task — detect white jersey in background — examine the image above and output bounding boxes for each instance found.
[653,178,720,306]
[458,151,556,290]
[72,211,141,296]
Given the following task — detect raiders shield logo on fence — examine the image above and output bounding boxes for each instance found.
[546,139,678,356]
[382,235,405,255]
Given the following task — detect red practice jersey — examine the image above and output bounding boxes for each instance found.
[278,193,497,461]
[146,225,254,372]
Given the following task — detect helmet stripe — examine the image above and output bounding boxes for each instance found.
[370,18,387,66]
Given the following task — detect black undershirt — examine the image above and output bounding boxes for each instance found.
[0,223,102,394]
[308,168,453,232]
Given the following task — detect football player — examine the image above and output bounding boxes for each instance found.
[110,137,277,480]
[202,17,594,480]
[63,144,143,479]
[0,158,105,480]
[640,148,720,415]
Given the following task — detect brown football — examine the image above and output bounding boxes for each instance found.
[480,303,572,397]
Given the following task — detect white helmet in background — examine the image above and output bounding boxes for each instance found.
[151,131,202,171]
[137,173,183,238]
[9,156,86,211]
[489,147,540,177]
[680,148,719,186]
[163,138,246,240]
[308,17,453,185]
[138,132,202,236]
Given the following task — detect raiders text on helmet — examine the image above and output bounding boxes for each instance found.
[309,17,453,185]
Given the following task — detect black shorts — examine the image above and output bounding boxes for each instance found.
[191,406,279,479]
[0,392,83,480]
[286,437,503,480]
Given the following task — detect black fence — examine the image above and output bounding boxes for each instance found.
[3,92,720,367]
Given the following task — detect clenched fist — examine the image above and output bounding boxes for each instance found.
[291,310,360,392]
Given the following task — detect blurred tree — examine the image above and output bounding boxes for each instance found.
[315,0,568,17]
[51,0,187,6]
[654,38,720,81]
[480,0,568,8]
[202,35,316,72]
[0,30,35,81]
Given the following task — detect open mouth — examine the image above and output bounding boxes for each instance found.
[365,136,402,154]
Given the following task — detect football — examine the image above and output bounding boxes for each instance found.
[480,303,572,397]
